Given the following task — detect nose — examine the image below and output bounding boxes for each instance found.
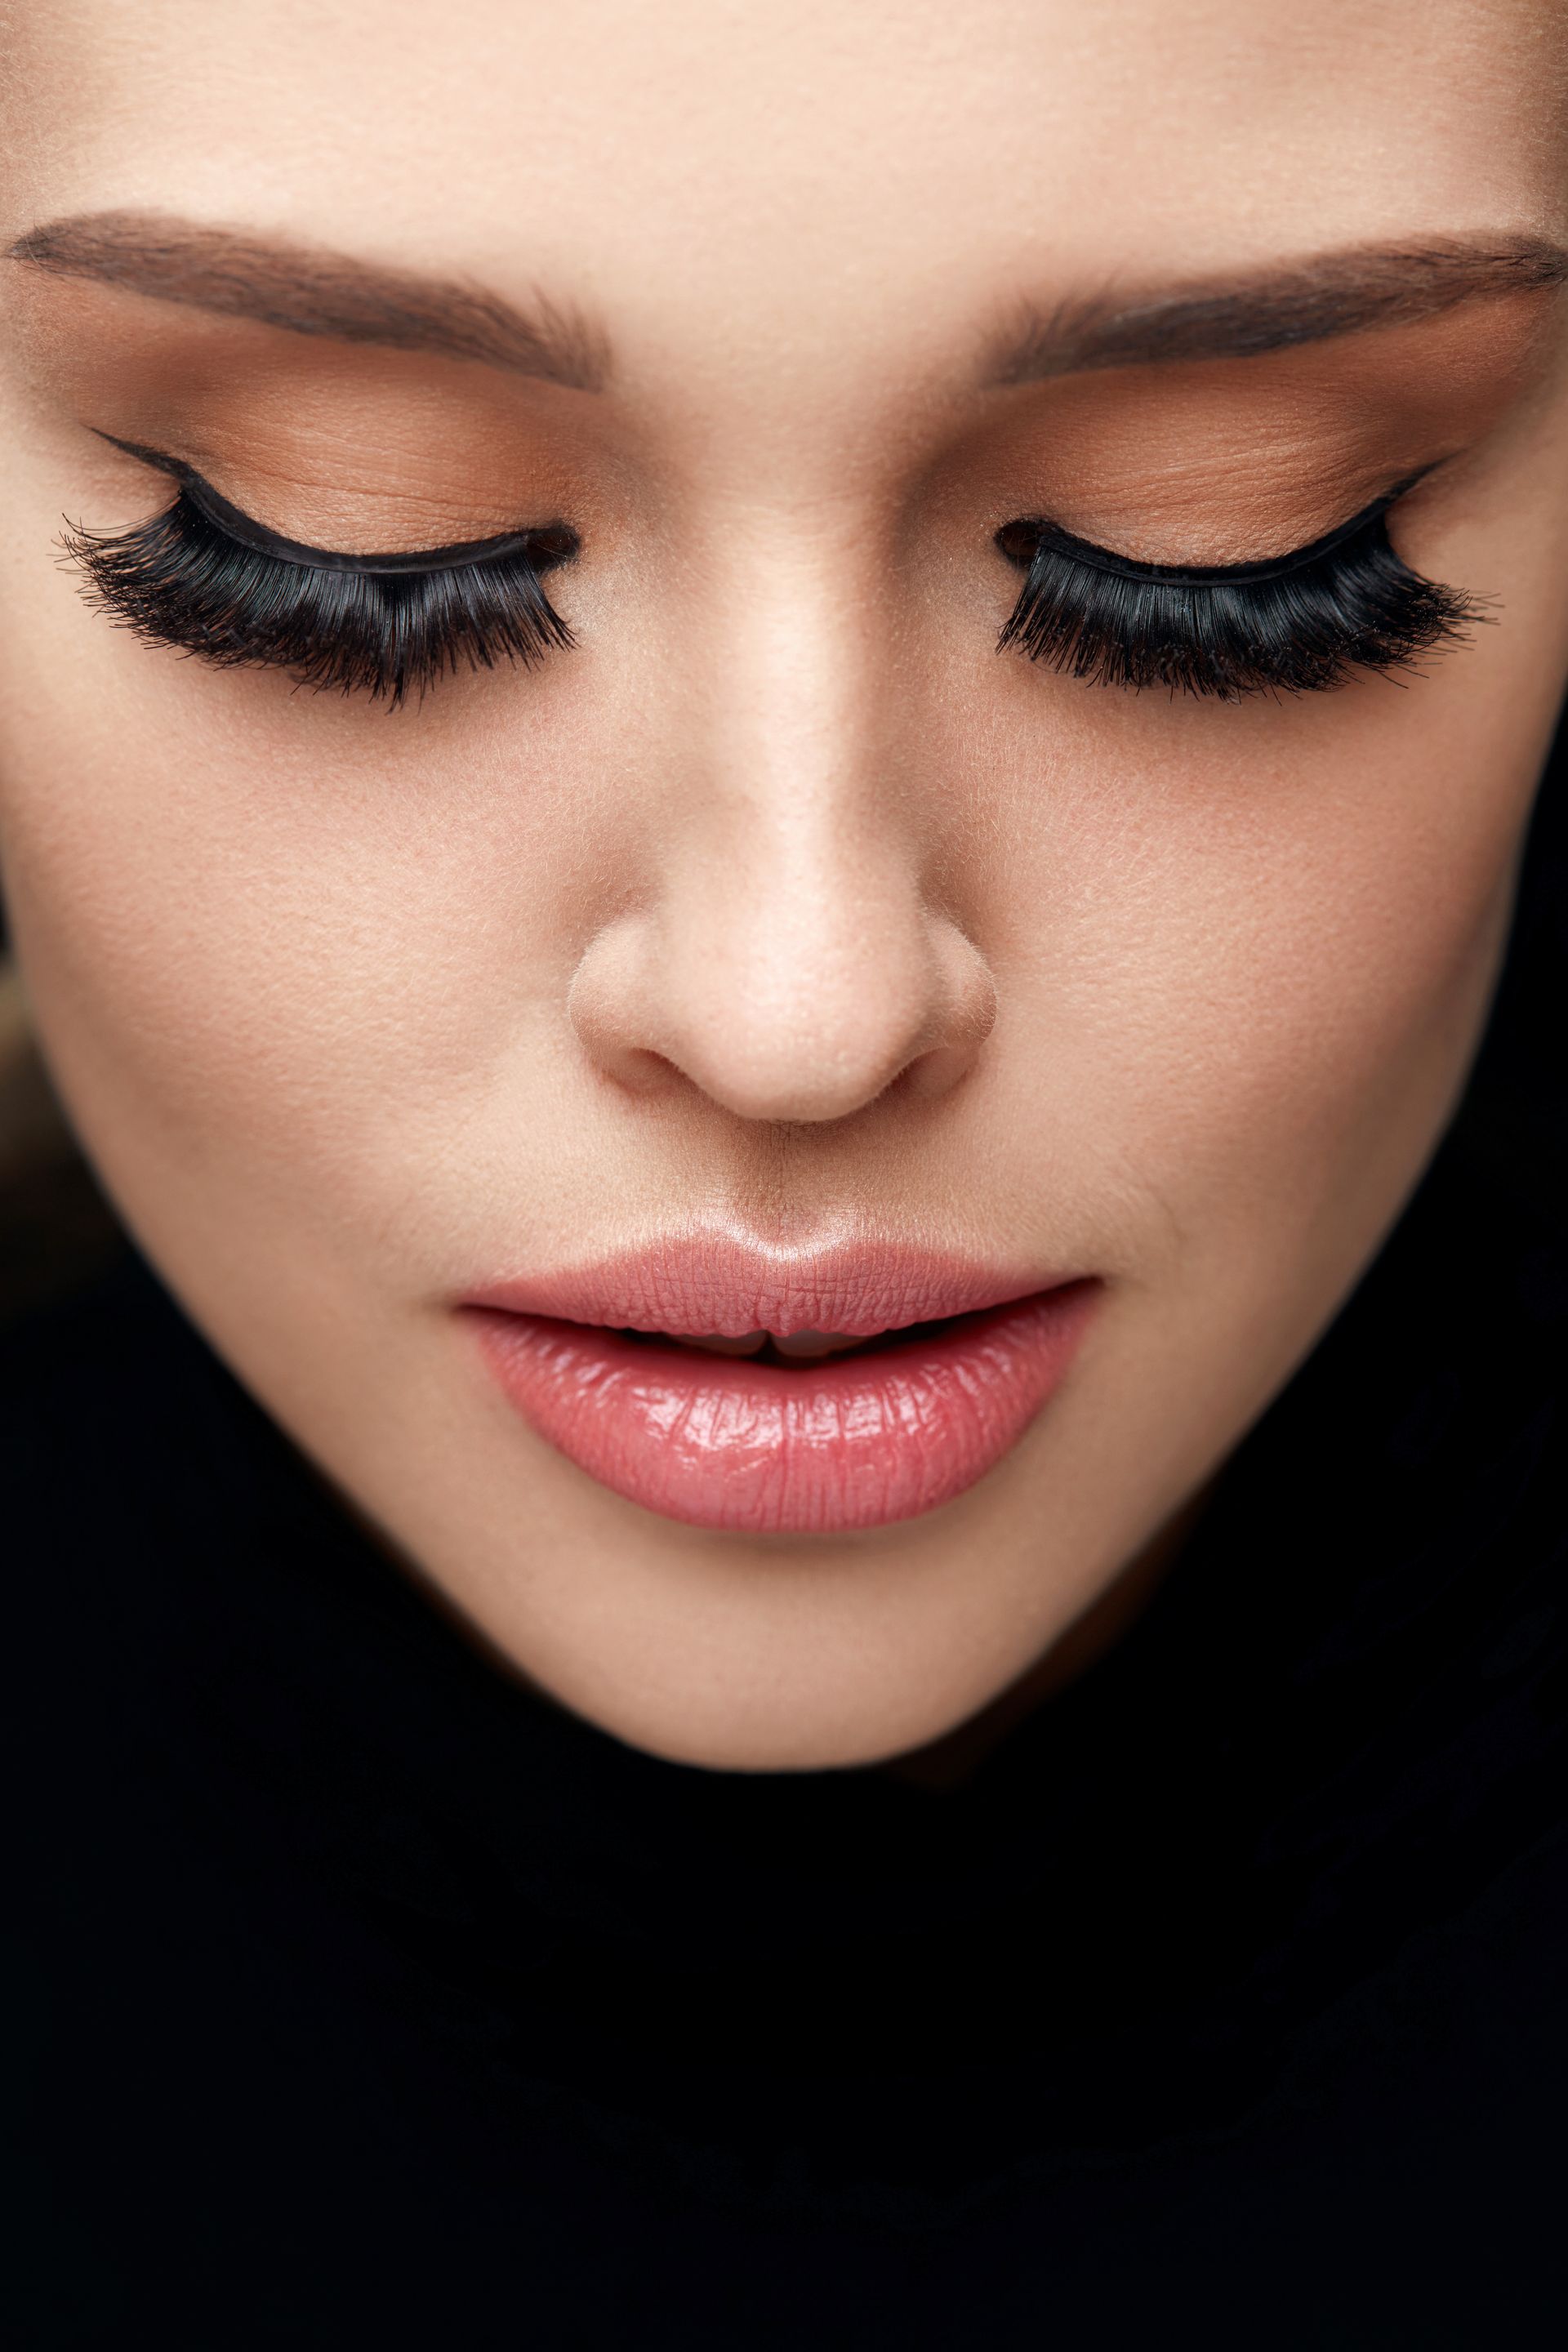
[570,840,996,1123]
[568,559,996,1125]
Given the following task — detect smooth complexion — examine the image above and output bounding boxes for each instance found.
[1,0,1567,1768]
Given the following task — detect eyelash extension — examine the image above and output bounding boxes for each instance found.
[63,439,578,706]
[995,483,1481,700]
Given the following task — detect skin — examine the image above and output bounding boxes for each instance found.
[1,0,1566,1771]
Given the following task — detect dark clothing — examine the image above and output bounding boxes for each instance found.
[7,760,1568,2349]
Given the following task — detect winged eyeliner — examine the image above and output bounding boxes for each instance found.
[95,434,577,573]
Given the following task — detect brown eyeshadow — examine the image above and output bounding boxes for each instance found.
[969,289,1564,565]
[4,273,619,554]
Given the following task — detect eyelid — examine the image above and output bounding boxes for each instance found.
[996,466,1437,590]
[92,431,578,576]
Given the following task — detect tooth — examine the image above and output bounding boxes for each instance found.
[669,1329,867,1361]
[772,1330,861,1359]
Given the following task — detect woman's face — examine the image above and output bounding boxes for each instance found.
[2,0,1566,1767]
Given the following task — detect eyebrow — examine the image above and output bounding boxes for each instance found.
[9,212,1565,397]
[5,209,609,390]
[991,235,1568,381]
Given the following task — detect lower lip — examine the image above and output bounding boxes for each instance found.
[469,1285,1097,1535]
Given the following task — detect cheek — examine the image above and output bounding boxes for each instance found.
[971,639,1549,1267]
[0,635,614,1236]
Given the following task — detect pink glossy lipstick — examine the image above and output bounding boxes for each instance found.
[466,1240,1096,1535]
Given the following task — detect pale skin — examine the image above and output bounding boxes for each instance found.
[1,0,1566,1769]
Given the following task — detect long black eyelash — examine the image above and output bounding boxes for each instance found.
[995,490,1482,700]
[64,475,577,707]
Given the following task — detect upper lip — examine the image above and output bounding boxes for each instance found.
[463,1234,1069,1339]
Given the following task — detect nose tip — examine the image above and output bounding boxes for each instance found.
[570,896,996,1125]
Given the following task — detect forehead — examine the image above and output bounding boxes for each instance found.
[3,0,1565,393]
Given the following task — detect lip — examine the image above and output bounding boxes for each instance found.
[465,1238,1098,1535]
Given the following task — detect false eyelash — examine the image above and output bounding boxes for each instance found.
[64,473,577,707]
[995,489,1482,700]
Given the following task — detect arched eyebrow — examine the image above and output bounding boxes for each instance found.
[10,212,1564,394]
[990,234,1568,382]
[5,209,610,391]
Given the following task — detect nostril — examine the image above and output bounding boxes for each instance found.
[602,1045,684,1098]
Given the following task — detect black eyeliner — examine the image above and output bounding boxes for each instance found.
[995,470,1436,590]
[94,433,578,577]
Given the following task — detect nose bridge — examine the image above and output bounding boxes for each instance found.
[691,521,907,966]
[705,502,887,818]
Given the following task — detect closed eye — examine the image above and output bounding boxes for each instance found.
[994,476,1483,699]
[65,435,579,706]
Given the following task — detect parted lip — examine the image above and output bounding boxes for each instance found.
[461,1234,1075,1340]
